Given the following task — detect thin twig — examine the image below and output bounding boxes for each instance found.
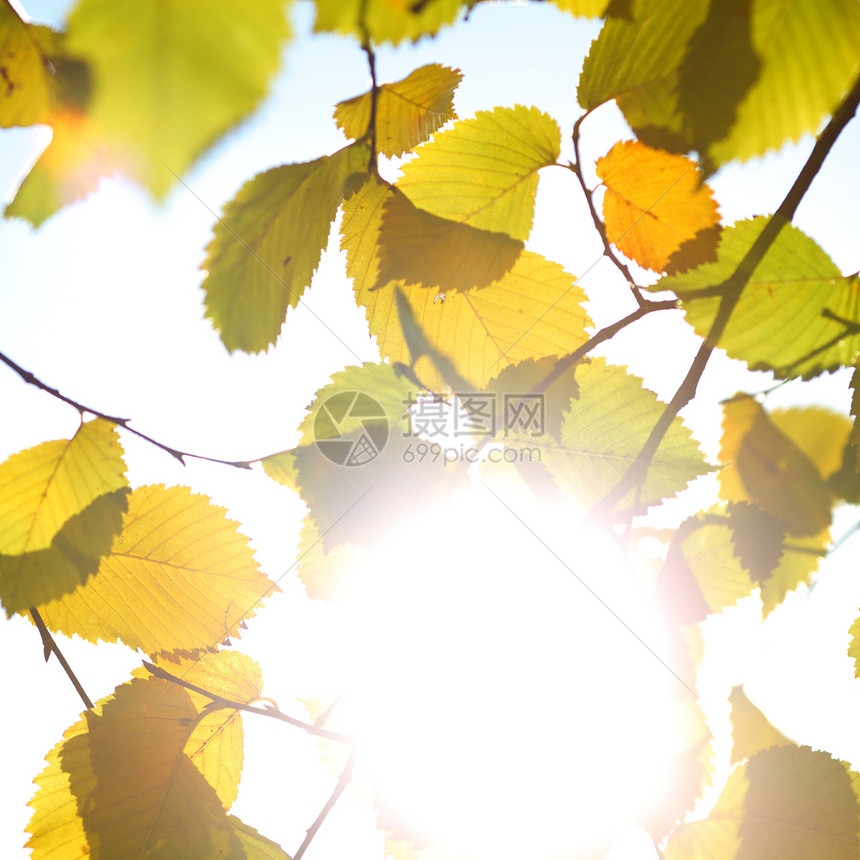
[30,607,94,709]
[528,298,678,395]
[570,112,643,304]
[293,747,358,860]
[0,350,253,469]
[591,71,860,523]
[142,661,352,744]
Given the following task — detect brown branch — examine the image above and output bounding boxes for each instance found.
[293,747,358,860]
[571,112,643,305]
[30,607,94,710]
[590,71,860,524]
[0,350,253,469]
[142,661,352,744]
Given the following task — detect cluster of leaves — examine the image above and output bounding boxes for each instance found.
[3,0,860,857]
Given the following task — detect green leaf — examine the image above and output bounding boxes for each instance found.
[202,143,368,353]
[725,501,786,587]
[664,746,860,859]
[852,363,860,470]
[0,3,61,127]
[63,0,291,198]
[655,218,860,379]
[342,176,590,390]
[335,64,462,157]
[729,686,791,765]
[34,484,276,656]
[580,0,860,170]
[231,817,293,859]
[511,358,710,516]
[312,0,463,44]
[27,671,255,859]
[396,105,560,241]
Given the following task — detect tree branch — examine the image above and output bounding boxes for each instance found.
[142,661,352,744]
[0,350,253,469]
[591,71,860,523]
[30,607,94,710]
[293,747,358,860]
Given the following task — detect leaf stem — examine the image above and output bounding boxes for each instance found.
[591,70,860,523]
[141,661,352,743]
[293,747,358,860]
[30,607,94,710]
[0,350,253,469]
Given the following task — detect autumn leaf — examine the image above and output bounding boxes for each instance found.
[655,216,860,379]
[548,0,609,17]
[596,140,719,272]
[396,105,560,241]
[729,686,791,765]
[27,665,266,859]
[664,746,860,858]
[142,651,265,807]
[342,176,590,390]
[335,64,462,157]
[202,142,369,353]
[0,419,129,614]
[34,484,276,655]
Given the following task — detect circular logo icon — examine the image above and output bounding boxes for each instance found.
[314,391,389,466]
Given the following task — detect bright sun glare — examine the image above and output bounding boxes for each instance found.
[328,428,695,859]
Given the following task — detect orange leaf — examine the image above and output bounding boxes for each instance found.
[596,140,719,272]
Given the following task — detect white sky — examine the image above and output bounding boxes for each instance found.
[2,2,860,859]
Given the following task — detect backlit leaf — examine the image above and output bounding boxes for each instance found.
[548,0,609,17]
[396,105,560,241]
[231,816,293,859]
[0,419,128,613]
[849,613,860,677]
[664,746,860,859]
[63,0,291,198]
[655,218,860,379]
[596,140,719,272]
[335,64,462,157]
[342,176,590,390]
[580,0,860,170]
[852,363,860,469]
[293,514,367,601]
[718,397,835,535]
[759,528,829,619]
[35,484,275,655]
[312,0,463,44]
[27,675,247,859]
[512,358,709,516]
[0,3,61,127]
[142,651,264,808]
[725,501,786,587]
[202,143,369,353]
[729,686,791,765]
[263,363,467,549]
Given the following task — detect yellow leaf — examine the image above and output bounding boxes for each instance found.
[0,419,129,613]
[27,675,248,859]
[341,176,589,390]
[719,398,833,536]
[35,484,277,655]
[0,418,126,554]
[0,4,61,127]
[142,651,264,808]
[335,64,462,157]
[729,686,791,765]
[396,105,560,241]
[596,140,720,272]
